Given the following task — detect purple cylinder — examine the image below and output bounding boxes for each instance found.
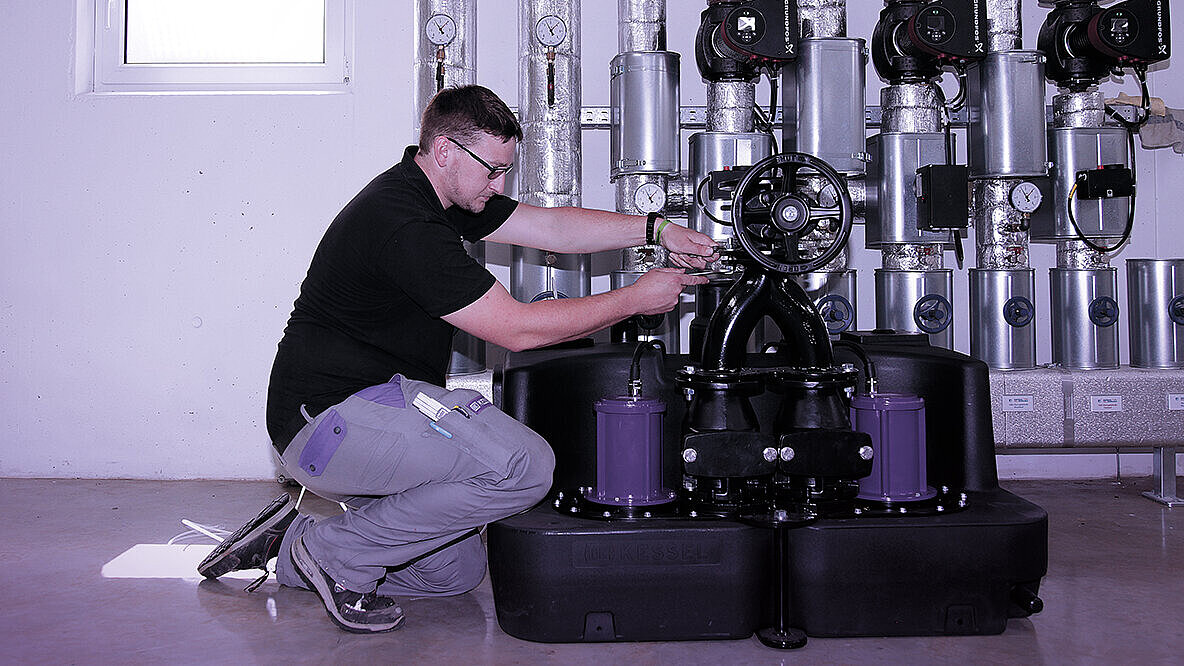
[587,396,675,507]
[850,393,936,503]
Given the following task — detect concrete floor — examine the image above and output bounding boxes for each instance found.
[1,477,1180,664]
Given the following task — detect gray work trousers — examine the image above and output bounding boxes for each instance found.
[273,375,555,597]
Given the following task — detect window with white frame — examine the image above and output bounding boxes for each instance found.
[92,0,352,93]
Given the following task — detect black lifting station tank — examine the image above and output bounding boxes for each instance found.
[487,0,1048,651]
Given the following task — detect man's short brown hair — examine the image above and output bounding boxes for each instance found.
[418,85,523,153]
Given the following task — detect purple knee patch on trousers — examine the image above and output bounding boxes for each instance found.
[299,409,347,477]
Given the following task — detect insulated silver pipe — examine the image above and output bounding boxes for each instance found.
[413,0,476,131]
[707,81,756,133]
[613,0,679,347]
[1051,91,1112,270]
[797,0,846,39]
[618,0,665,52]
[878,82,945,272]
[514,1,588,304]
[985,0,1022,52]
[967,2,1042,367]
[414,0,484,374]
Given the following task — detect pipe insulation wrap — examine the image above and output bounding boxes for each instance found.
[797,0,847,39]
[1058,241,1112,270]
[973,180,1031,269]
[413,0,477,131]
[707,81,756,133]
[518,0,582,209]
[1053,91,1107,129]
[881,84,942,134]
[985,0,1022,53]
[514,0,587,303]
[882,244,945,271]
[618,0,666,52]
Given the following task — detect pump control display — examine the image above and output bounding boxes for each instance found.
[873,0,988,82]
[1040,0,1172,87]
[1091,2,1171,64]
[720,0,799,62]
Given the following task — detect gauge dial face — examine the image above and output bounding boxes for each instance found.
[426,13,457,46]
[633,183,667,213]
[1010,181,1043,213]
[535,15,568,47]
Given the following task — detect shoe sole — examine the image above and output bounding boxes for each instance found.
[290,536,404,634]
[198,494,295,579]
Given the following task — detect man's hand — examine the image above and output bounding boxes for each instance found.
[658,221,720,269]
[627,267,709,315]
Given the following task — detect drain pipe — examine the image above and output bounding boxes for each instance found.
[610,0,682,349]
[967,0,1046,368]
[514,1,588,305]
[413,0,485,375]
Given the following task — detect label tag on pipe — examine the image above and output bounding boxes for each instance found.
[1168,394,1184,411]
[1002,395,1034,412]
[1089,395,1124,412]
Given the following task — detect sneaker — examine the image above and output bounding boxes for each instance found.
[198,494,297,579]
[290,535,405,634]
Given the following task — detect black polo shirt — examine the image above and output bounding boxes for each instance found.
[266,146,516,452]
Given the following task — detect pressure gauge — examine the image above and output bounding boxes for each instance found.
[633,183,666,214]
[535,15,568,47]
[1010,181,1043,214]
[425,13,457,46]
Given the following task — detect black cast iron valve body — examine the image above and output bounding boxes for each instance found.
[730,151,853,275]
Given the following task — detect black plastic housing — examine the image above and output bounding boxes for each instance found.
[490,335,1047,643]
[917,164,971,231]
[1075,164,1135,199]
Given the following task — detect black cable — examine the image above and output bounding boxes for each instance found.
[629,341,667,393]
[696,177,733,227]
[831,340,877,394]
[1065,125,1137,254]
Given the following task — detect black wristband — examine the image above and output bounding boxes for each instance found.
[645,211,660,245]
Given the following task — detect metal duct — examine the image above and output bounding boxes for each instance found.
[514,1,588,304]
[413,0,484,374]
[985,0,1022,52]
[618,0,665,52]
[797,0,846,39]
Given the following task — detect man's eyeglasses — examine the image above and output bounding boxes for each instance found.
[446,137,514,180]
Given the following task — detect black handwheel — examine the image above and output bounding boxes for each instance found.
[730,152,853,275]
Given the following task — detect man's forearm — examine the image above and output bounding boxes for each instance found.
[500,288,636,351]
[529,205,647,253]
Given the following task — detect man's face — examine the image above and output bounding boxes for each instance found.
[445,133,516,214]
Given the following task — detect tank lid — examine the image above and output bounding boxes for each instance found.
[595,396,666,414]
[850,392,924,411]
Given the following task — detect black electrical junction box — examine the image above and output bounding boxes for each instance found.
[916,164,970,231]
[1074,164,1134,199]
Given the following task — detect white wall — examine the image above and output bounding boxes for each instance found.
[0,2,1181,480]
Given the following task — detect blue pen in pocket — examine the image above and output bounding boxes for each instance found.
[428,421,453,438]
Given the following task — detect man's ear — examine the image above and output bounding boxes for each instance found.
[431,135,450,168]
